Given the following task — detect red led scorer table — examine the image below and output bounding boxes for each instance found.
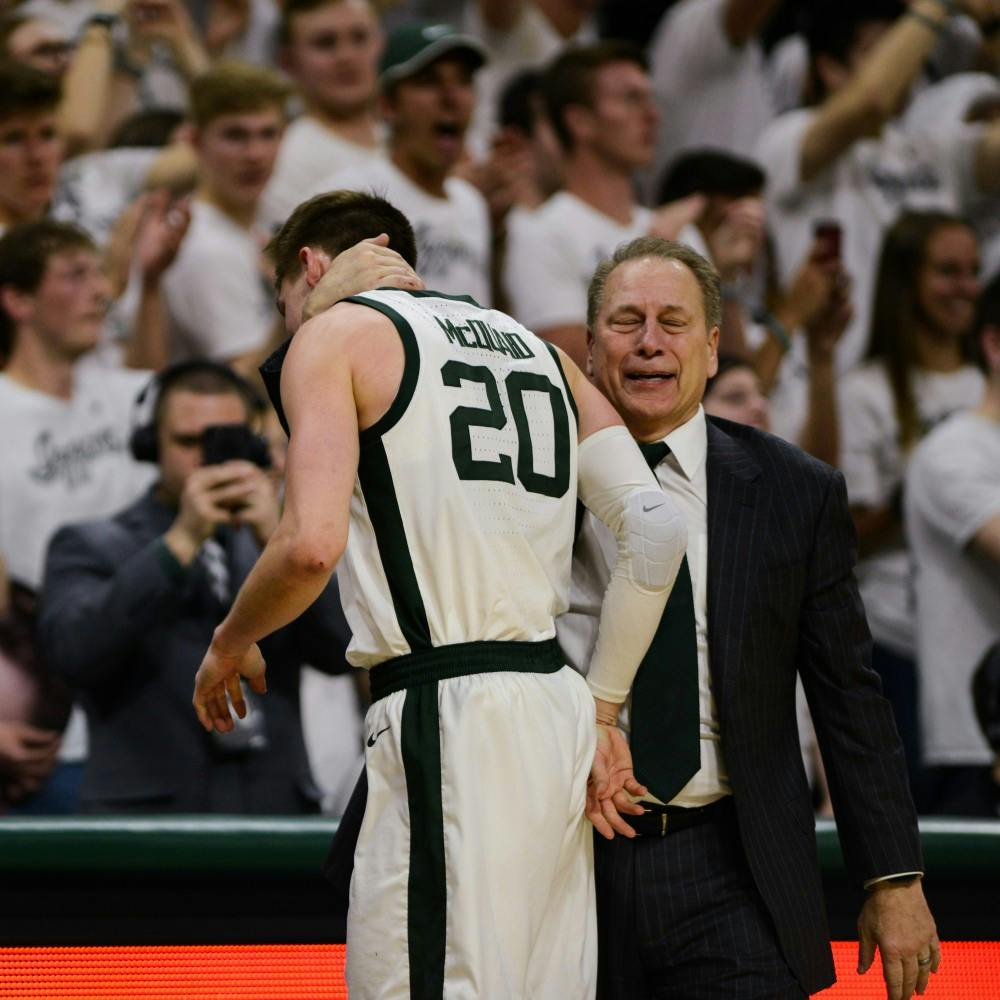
[1,941,999,998]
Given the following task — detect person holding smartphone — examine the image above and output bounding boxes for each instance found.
[35,359,354,815]
[839,211,985,800]
[757,0,1000,380]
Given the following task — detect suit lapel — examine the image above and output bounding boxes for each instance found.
[705,419,765,701]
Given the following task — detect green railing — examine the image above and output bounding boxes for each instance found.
[1,817,998,944]
[1,817,998,874]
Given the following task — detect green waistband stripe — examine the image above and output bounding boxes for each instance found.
[370,638,566,702]
[402,681,446,1000]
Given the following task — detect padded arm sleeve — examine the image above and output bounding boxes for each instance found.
[577,426,688,704]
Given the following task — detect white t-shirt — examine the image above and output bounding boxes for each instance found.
[461,2,595,157]
[839,361,985,656]
[317,157,491,306]
[905,411,1000,766]
[259,116,383,232]
[649,0,776,173]
[760,15,982,123]
[52,147,160,247]
[504,193,652,331]
[0,366,155,590]
[161,200,277,362]
[904,73,1000,284]
[218,0,278,66]
[756,110,981,373]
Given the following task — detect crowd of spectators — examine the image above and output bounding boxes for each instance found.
[0,0,998,819]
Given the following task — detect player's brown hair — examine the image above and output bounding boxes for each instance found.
[266,189,417,289]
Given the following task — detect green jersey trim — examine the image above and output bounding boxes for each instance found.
[382,287,482,308]
[543,340,579,428]
[401,682,447,999]
[344,295,421,446]
[357,438,433,652]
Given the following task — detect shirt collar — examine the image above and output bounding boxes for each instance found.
[659,406,708,483]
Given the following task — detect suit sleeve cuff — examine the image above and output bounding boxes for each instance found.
[863,872,924,890]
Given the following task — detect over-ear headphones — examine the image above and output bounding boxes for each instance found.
[129,359,267,464]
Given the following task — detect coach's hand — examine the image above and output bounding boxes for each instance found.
[303,234,424,322]
[588,723,647,839]
[193,638,267,733]
[857,877,940,1000]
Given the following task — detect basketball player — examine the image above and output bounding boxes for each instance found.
[192,191,686,999]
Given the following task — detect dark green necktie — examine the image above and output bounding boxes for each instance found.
[631,441,701,803]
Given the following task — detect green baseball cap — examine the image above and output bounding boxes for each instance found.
[379,21,487,88]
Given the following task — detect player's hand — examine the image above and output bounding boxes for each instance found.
[192,639,267,733]
[587,724,647,839]
[302,234,424,322]
[857,878,941,1000]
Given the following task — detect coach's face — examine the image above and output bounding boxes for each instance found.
[589,256,719,442]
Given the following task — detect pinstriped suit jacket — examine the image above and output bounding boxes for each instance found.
[703,415,920,992]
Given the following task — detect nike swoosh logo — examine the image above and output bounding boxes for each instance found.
[643,503,665,513]
[366,726,390,748]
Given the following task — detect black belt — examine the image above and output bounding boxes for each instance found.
[628,796,733,837]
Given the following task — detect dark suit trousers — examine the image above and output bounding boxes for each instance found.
[595,803,807,1000]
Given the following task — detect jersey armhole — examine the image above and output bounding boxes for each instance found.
[344,295,421,446]
[543,340,580,428]
[258,337,292,437]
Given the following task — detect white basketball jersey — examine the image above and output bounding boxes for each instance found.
[338,289,580,668]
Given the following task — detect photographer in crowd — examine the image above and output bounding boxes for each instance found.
[38,360,351,814]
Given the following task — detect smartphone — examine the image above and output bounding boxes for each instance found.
[201,424,271,469]
[813,219,842,262]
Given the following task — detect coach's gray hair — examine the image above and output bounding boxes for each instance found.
[586,236,722,332]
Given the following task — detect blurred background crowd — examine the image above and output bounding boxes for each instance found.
[0,0,998,821]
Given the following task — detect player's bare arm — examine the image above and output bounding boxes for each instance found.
[192,307,372,733]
